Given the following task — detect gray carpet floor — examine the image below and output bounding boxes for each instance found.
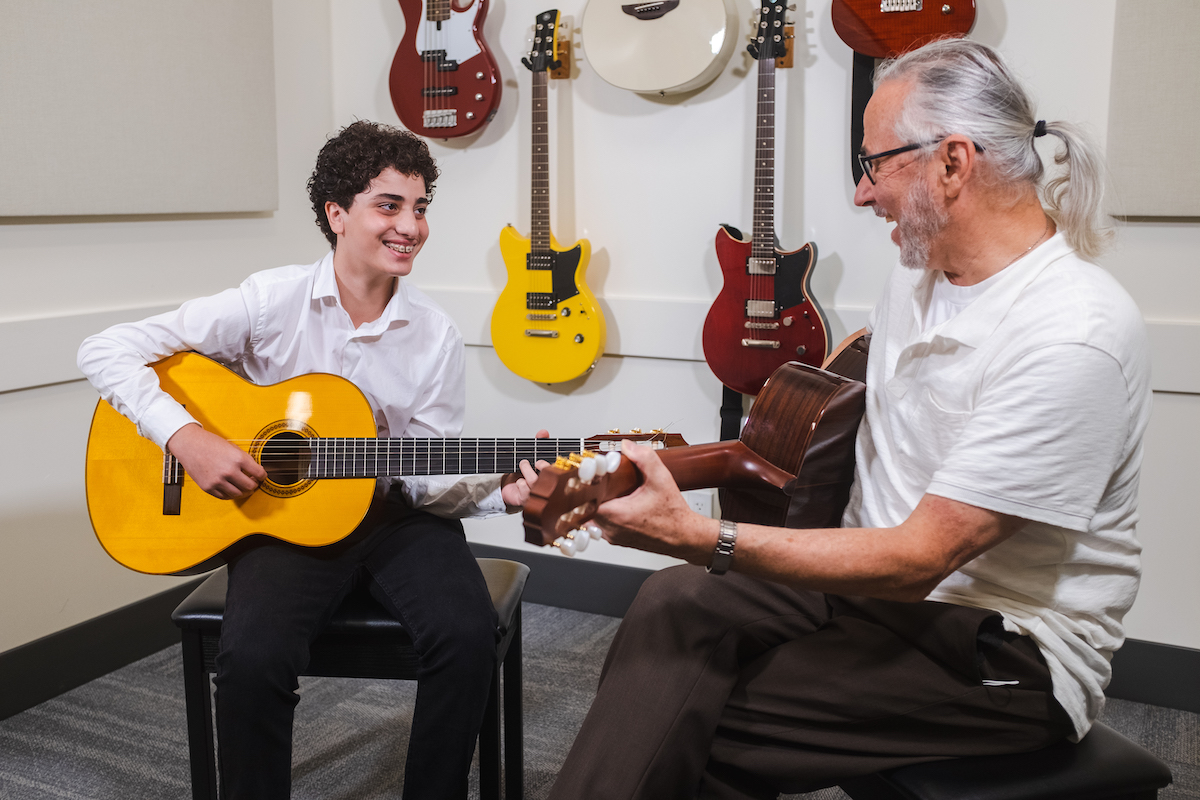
[1,602,1196,799]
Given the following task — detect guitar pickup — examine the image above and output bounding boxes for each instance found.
[423,109,458,128]
[741,339,781,349]
[421,86,458,98]
[745,299,777,319]
[420,49,459,71]
[747,257,776,275]
[526,292,555,309]
[525,329,560,338]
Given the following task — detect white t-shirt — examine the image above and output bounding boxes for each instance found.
[842,233,1152,739]
[77,252,506,517]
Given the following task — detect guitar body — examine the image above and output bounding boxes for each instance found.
[491,225,606,384]
[581,0,739,95]
[389,0,501,138]
[523,360,866,544]
[85,354,377,576]
[831,0,976,59]
[719,360,865,528]
[703,226,830,396]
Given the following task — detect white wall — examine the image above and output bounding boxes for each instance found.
[1,0,1196,655]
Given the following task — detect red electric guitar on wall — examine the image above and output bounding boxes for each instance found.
[701,0,830,397]
[388,0,502,138]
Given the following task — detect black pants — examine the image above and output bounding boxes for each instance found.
[549,565,1072,800]
[212,505,499,800]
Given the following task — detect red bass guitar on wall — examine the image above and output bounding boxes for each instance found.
[389,0,502,138]
[701,0,830,397]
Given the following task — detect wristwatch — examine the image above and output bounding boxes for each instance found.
[706,519,738,575]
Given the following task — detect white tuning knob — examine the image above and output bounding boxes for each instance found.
[605,450,622,473]
[572,532,589,552]
[556,537,577,557]
[585,522,603,540]
[578,457,597,482]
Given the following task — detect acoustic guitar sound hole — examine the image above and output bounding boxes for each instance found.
[259,432,311,487]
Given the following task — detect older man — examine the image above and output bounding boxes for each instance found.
[547,39,1151,800]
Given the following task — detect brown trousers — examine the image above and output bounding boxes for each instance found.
[549,565,1072,800]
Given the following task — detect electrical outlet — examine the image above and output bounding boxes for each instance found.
[683,489,714,518]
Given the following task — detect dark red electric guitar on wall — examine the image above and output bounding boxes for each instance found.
[701,0,830,398]
[388,0,502,138]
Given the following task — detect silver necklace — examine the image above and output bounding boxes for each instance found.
[1002,216,1051,271]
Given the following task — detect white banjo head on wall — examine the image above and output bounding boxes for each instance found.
[581,0,739,96]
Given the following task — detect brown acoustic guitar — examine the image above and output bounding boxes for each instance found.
[84,352,685,575]
[523,354,867,553]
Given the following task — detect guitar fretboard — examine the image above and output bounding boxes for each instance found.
[750,57,777,263]
[529,69,551,255]
[281,437,611,480]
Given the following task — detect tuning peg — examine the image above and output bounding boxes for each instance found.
[578,456,597,482]
[572,531,589,552]
[630,428,642,435]
[605,450,622,473]
[593,454,608,477]
[554,536,577,557]
[585,523,603,540]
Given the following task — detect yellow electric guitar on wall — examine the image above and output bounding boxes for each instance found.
[491,9,606,384]
[84,352,683,576]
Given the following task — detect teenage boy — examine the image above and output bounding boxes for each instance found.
[78,121,538,800]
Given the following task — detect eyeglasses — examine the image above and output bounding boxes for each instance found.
[858,138,985,185]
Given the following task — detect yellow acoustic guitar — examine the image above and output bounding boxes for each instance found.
[84,352,683,576]
[491,9,606,384]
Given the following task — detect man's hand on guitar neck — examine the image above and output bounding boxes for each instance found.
[167,423,267,500]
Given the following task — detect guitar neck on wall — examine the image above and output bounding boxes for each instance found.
[490,10,607,385]
[84,353,683,576]
[701,0,830,397]
[388,0,502,138]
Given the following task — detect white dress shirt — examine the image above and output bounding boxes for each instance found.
[77,252,506,517]
[843,234,1153,739]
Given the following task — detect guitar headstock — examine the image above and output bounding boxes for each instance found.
[523,448,637,555]
[749,1,792,61]
[522,9,563,73]
[586,429,688,451]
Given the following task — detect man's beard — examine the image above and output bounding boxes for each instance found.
[896,180,949,270]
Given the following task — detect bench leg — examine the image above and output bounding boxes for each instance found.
[479,659,502,800]
[180,630,218,800]
[503,610,524,800]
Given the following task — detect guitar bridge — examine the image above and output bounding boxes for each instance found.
[525,329,560,338]
[880,0,921,10]
[423,109,458,128]
[745,321,780,330]
[162,452,183,515]
[527,312,557,320]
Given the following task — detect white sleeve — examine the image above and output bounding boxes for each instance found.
[390,323,508,518]
[77,286,256,450]
[927,344,1130,530]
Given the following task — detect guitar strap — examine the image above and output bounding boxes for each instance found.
[849,51,876,185]
[719,385,743,441]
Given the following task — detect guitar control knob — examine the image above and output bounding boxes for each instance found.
[561,307,571,317]
[475,93,484,101]
[574,334,584,343]
[796,345,807,356]
[476,71,485,79]
[465,112,476,120]
[942,4,953,13]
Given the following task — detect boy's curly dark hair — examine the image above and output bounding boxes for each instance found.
[307,121,440,248]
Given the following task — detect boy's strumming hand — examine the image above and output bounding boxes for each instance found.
[167,423,267,500]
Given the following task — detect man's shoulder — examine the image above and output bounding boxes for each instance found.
[241,255,327,292]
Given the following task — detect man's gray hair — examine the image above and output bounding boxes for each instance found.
[875,38,1111,259]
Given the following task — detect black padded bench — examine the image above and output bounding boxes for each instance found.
[171,558,529,800]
